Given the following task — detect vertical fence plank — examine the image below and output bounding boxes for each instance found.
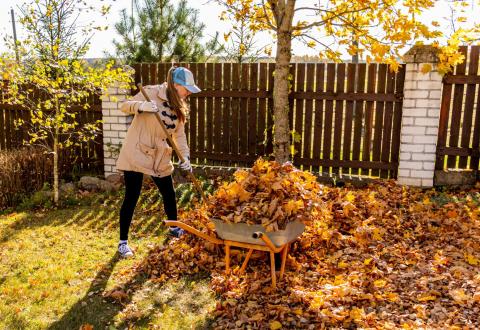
[248,63,258,157]
[206,63,214,156]
[390,65,405,179]
[352,63,366,176]
[333,63,345,175]
[372,64,387,177]
[257,63,267,157]
[266,63,275,157]
[447,46,468,168]
[196,63,206,163]
[294,63,306,165]
[188,63,198,163]
[362,64,377,176]
[222,63,232,164]
[231,63,240,160]
[380,69,396,178]
[302,63,315,171]
[156,63,165,84]
[214,63,223,165]
[149,63,158,85]
[459,46,479,168]
[323,63,336,174]
[239,63,249,163]
[342,63,356,175]
[140,63,150,87]
[436,81,452,171]
[471,82,480,171]
[312,63,325,173]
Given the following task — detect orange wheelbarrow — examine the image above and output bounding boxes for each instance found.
[164,219,305,288]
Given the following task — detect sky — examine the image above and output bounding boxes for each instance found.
[0,0,478,59]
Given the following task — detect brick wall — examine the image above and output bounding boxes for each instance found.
[397,46,442,187]
[101,85,132,177]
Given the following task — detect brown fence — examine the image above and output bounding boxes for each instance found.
[0,92,104,178]
[133,62,405,178]
[436,45,480,173]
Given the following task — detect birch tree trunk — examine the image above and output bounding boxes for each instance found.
[271,0,295,163]
[53,99,60,205]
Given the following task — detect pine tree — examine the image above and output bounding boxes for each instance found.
[112,0,222,63]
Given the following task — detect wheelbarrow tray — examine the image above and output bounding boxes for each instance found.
[211,218,305,246]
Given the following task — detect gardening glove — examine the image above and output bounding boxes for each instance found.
[138,101,158,113]
[179,158,192,172]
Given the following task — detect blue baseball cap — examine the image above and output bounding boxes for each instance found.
[172,67,201,93]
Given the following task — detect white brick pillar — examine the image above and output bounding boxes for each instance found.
[101,84,132,177]
[397,45,442,187]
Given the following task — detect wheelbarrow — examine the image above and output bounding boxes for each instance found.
[163,219,305,288]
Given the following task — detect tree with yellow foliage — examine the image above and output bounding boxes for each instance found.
[0,0,132,204]
[215,0,479,163]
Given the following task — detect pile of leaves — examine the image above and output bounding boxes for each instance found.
[207,158,321,231]
[109,167,480,328]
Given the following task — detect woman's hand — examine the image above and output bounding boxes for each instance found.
[179,159,192,172]
[139,101,159,113]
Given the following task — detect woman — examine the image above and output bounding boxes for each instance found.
[115,66,201,258]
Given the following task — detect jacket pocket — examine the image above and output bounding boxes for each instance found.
[154,144,173,174]
[134,142,156,170]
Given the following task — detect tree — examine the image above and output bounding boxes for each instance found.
[220,1,268,63]
[215,0,478,163]
[112,0,223,63]
[0,0,132,204]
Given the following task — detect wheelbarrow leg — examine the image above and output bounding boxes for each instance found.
[225,244,231,274]
[270,251,276,288]
[280,243,289,280]
[239,249,253,275]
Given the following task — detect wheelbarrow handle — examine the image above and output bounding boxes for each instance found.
[252,231,279,252]
[164,220,224,245]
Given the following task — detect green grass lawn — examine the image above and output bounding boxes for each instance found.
[0,189,217,329]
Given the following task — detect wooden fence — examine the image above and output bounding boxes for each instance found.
[133,62,405,178]
[0,92,104,178]
[436,45,480,173]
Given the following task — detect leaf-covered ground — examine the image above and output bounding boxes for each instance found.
[0,186,217,329]
[1,173,479,329]
[116,178,480,329]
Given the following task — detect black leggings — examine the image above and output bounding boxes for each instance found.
[119,171,177,240]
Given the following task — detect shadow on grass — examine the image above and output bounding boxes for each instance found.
[47,253,149,329]
[0,193,166,244]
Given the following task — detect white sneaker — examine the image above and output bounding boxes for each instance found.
[118,242,134,258]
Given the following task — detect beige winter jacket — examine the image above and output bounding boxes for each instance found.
[116,83,190,178]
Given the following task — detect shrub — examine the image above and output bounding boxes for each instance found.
[0,148,53,209]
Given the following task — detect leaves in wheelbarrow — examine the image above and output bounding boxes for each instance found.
[208,158,322,231]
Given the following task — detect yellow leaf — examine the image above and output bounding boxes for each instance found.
[338,260,348,268]
[345,192,355,203]
[374,279,387,288]
[350,307,364,321]
[270,320,282,330]
[385,292,399,302]
[418,294,437,302]
[464,253,479,266]
[421,64,432,74]
[364,258,372,265]
[450,289,469,303]
[284,200,303,215]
